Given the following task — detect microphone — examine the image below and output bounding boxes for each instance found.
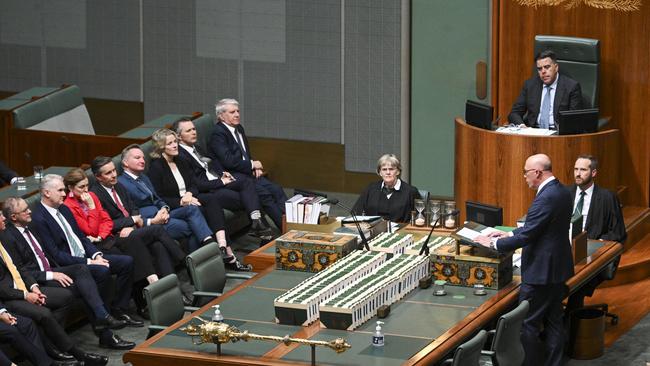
[325,196,370,251]
[294,188,328,198]
[419,209,460,256]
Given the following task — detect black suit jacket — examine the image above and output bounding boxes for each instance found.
[0,232,37,301]
[351,180,421,223]
[569,184,627,243]
[0,160,17,186]
[208,122,254,176]
[30,202,101,267]
[90,182,140,235]
[177,145,226,193]
[2,224,59,283]
[497,179,574,285]
[508,74,583,127]
[147,157,201,210]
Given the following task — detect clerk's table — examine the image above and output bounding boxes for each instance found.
[124,237,621,365]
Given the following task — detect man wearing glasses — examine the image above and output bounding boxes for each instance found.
[475,154,574,366]
[508,50,583,130]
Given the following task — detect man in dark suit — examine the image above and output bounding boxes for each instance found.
[0,303,75,366]
[172,118,273,240]
[207,98,287,228]
[0,211,107,365]
[571,155,627,243]
[0,160,17,186]
[2,197,135,349]
[29,174,142,331]
[117,145,219,253]
[508,50,583,129]
[475,154,574,366]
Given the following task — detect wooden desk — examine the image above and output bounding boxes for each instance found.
[125,241,623,366]
[0,166,73,204]
[454,118,620,225]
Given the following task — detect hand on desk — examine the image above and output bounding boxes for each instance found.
[473,235,493,248]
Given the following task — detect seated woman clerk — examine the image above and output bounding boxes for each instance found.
[147,128,251,271]
[63,168,166,285]
[352,154,421,222]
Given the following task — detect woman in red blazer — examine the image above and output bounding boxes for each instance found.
[63,168,161,284]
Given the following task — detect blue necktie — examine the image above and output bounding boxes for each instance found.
[539,85,552,129]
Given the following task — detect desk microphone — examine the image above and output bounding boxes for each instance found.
[324,197,370,251]
[419,209,460,256]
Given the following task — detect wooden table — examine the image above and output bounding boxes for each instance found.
[124,240,622,366]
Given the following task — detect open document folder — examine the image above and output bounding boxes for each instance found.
[451,221,501,255]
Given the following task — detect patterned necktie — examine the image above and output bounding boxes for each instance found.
[539,85,552,129]
[56,210,85,257]
[24,228,51,271]
[572,191,586,221]
[112,188,129,217]
[0,242,27,292]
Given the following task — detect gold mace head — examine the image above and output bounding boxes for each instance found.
[330,338,352,353]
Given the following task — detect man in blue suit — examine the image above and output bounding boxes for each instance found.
[30,174,142,332]
[207,98,287,229]
[475,154,574,366]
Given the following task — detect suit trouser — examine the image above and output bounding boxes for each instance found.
[88,253,134,311]
[0,314,52,366]
[128,225,185,276]
[231,173,286,228]
[100,235,157,281]
[3,299,74,353]
[42,263,109,320]
[209,175,261,215]
[519,282,567,366]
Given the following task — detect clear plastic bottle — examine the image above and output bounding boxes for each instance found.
[212,304,224,322]
[372,321,385,347]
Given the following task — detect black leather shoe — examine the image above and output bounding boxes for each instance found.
[99,333,136,350]
[47,348,76,361]
[82,352,109,366]
[95,314,127,330]
[250,219,273,241]
[182,294,194,306]
[113,310,145,327]
[52,360,83,366]
[224,259,253,272]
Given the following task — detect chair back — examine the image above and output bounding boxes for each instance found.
[446,329,487,366]
[143,274,185,327]
[491,300,529,366]
[185,243,227,294]
[534,35,600,108]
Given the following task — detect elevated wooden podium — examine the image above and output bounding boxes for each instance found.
[454,118,620,225]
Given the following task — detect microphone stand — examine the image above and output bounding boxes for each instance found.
[325,198,370,251]
[418,210,460,256]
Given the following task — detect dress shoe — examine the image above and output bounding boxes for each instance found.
[95,314,127,330]
[112,309,145,327]
[82,352,109,366]
[99,333,136,350]
[225,259,253,272]
[182,294,194,306]
[47,348,76,361]
[250,219,273,241]
[52,360,83,366]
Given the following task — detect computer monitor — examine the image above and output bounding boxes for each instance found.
[466,200,503,227]
[558,108,599,135]
[465,100,494,130]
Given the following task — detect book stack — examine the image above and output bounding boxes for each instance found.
[318,254,430,330]
[274,251,386,326]
[404,235,456,255]
[285,195,331,224]
[367,232,414,254]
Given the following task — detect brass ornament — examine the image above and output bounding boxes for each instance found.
[181,318,352,354]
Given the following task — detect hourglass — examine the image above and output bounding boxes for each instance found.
[414,199,426,226]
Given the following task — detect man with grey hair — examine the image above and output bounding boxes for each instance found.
[207,98,286,229]
[2,197,135,350]
[29,174,142,331]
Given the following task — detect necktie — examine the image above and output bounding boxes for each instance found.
[56,210,85,257]
[573,191,586,221]
[24,228,51,271]
[135,177,154,199]
[234,131,249,160]
[0,242,28,292]
[194,147,221,178]
[539,85,552,129]
[112,188,129,217]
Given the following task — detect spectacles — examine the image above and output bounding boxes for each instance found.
[522,168,538,176]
